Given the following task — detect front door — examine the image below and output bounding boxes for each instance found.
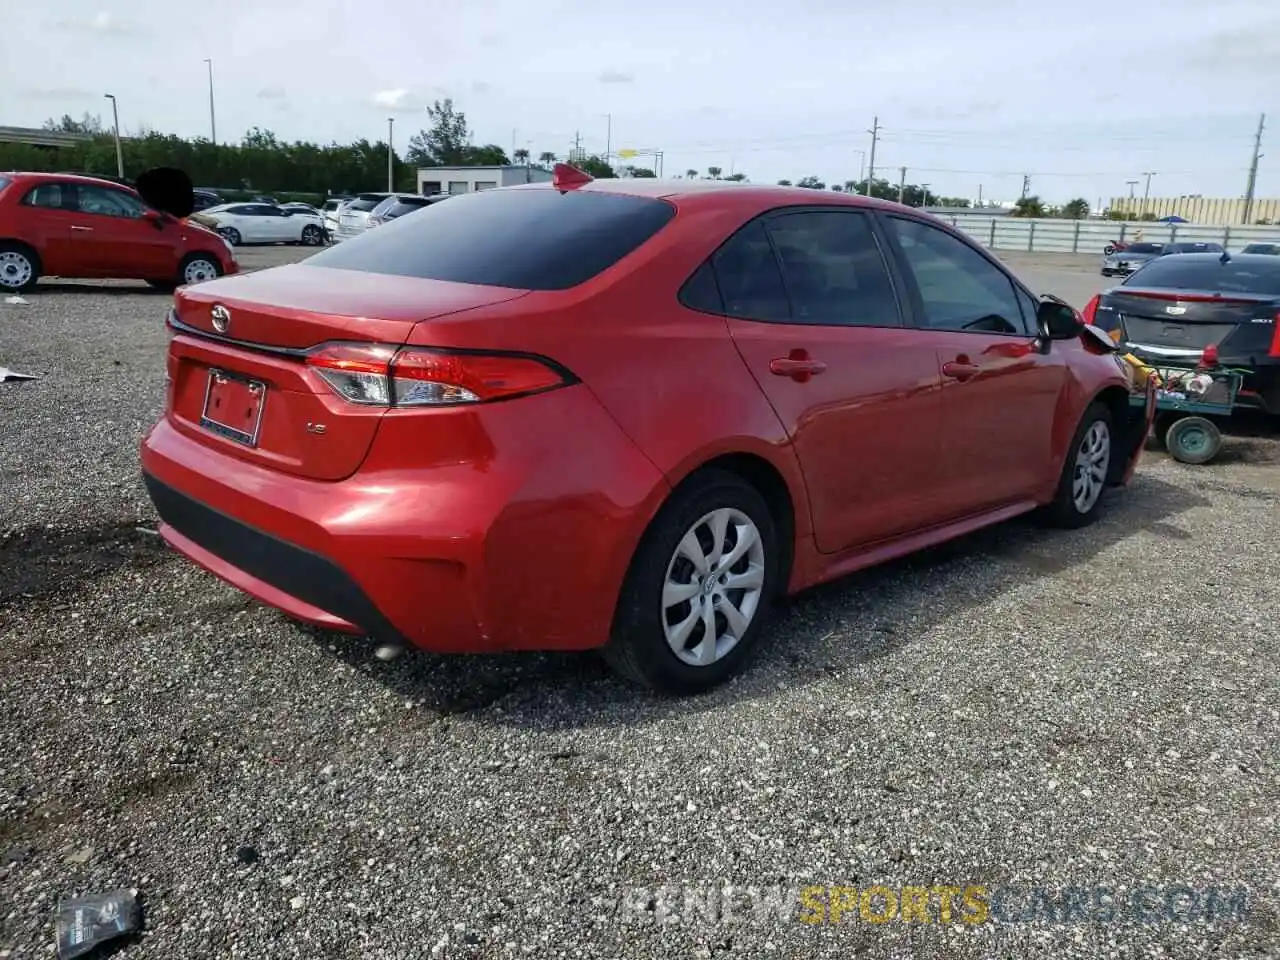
[73,183,176,278]
[880,214,1067,516]
[709,209,947,554]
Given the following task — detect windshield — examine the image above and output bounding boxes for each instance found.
[1124,257,1280,294]
[306,187,676,290]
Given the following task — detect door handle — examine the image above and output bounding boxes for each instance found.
[769,350,827,382]
[70,225,94,232]
[942,358,981,381]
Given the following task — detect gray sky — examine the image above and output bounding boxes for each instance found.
[3,0,1277,205]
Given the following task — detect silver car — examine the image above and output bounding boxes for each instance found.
[335,193,392,242]
[1101,241,1166,277]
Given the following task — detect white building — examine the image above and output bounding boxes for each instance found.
[417,165,554,196]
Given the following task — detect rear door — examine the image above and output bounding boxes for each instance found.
[880,213,1068,516]
[72,183,175,278]
[14,180,82,274]
[707,208,948,554]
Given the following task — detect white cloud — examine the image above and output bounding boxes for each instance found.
[371,89,426,113]
[257,86,287,101]
[24,88,96,101]
[50,11,142,36]
[597,69,634,84]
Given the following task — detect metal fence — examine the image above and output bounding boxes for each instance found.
[930,215,1280,256]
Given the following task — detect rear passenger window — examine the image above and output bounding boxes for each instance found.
[709,219,790,322]
[764,210,901,326]
[23,183,71,209]
[679,261,724,314]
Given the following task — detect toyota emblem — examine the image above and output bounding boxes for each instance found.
[211,304,231,333]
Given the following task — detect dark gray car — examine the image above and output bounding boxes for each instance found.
[1102,240,1224,278]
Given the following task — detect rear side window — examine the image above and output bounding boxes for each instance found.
[1122,258,1280,294]
[346,195,387,212]
[708,219,790,321]
[76,185,145,218]
[22,182,73,209]
[764,210,901,326]
[307,188,677,291]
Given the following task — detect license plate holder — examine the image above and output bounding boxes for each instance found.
[200,368,267,447]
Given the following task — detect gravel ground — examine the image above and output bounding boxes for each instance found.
[2,249,1280,959]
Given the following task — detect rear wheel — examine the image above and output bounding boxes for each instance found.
[300,224,323,246]
[1043,402,1114,528]
[0,243,40,292]
[603,470,779,695]
[1165,415,1222,464]
[218,227,242,246]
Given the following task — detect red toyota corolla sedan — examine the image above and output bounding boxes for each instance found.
[140,167,1155,694]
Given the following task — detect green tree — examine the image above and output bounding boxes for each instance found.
[830,184,844,191]
[628,166,657,178]
[1105,209,1128,220]
[513,148,530,166]
[707,166,723,179]
[575,155,616,178]
[724,172,747,182]
[776,179,792,186]
[1012,195,1046,217]
[538,151,557,168]
[464,144,510,165]
[937,196,971,208]
[686,168,698,179]
[1061,198,1090,220]
[43,113,102,134]
[796,175,825,190]
[407,98,471,166]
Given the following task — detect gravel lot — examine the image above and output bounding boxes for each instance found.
[2,247,1279,959]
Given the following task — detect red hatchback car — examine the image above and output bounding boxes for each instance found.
[140,170,1154,694]
[0,171,237,292]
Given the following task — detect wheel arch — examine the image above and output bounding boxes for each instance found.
[1092,383,1138,483]
[0,238,42,270]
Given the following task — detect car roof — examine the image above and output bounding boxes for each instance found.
[0,170,139,190]
[1142,252,1278,265]
[506,177,917,215]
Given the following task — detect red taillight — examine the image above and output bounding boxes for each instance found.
[1081,294,1100,325]
[1200,344,1220,368]
[1271,312,1280,358]
[305,343,572,407]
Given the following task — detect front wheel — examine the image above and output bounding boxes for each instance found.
[1042,403,1114,528]
[1104,243,1116,256]
[180,253,222,286]
[300,224,323,246]
[603,470,780,695]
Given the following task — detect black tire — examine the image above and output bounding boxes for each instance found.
[603,469,780,695]
[1104,244,1116,255]
[1042,402,1115,528]
[300,225,323,246]
[218,227,242,246]
[1165,415,1222,465]
[0,241,41,292]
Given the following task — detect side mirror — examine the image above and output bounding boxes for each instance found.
[1036,297,1084,341]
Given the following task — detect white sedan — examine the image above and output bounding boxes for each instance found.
[201,202,326,246]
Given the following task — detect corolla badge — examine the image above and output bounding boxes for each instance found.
[1164,305,1187,316]
[211,304,231,333]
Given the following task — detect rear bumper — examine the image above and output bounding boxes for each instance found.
[139,388,669,654]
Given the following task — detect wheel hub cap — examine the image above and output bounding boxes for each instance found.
[1072,421,1111,513]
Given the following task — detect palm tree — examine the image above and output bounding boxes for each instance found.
[538,151,556,168]
[707,166,722,179]
[514,148,530,166]
[686,168,698,180]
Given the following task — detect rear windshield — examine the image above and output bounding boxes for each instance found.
[1169,242,1222,253]
[1126,243,1164,254]
[306,187,677,290]
[1124,257,1280,294]
[1244,243,1279,254]
[345,195,387,212]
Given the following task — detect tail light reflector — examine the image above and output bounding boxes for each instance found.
[305,343,573,407]
[1081,294,1100,325]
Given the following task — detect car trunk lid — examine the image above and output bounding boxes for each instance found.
[1101,286,1279,359]
[166,264,531,481]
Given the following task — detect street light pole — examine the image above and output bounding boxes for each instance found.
[921,183,930,209]
[104,94,123,178]
[203,59,217,144]
[604,113,612,165]
[1141,171,1156,219]
[387,117,395,192]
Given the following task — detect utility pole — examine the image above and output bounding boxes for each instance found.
[1020,174,1031,201]
[202,59,217,146]
[604,114,612,164]
[1243,112,1266,225]
[1125,179,1139,216]
[104,94,123,178]
[865,116,879,196]
[898,166,907,204]
[387,117,395,192]
[572,130,582,162]
[921,183,930,209]
[977,184,983,207]
[1141,171,1156,219]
